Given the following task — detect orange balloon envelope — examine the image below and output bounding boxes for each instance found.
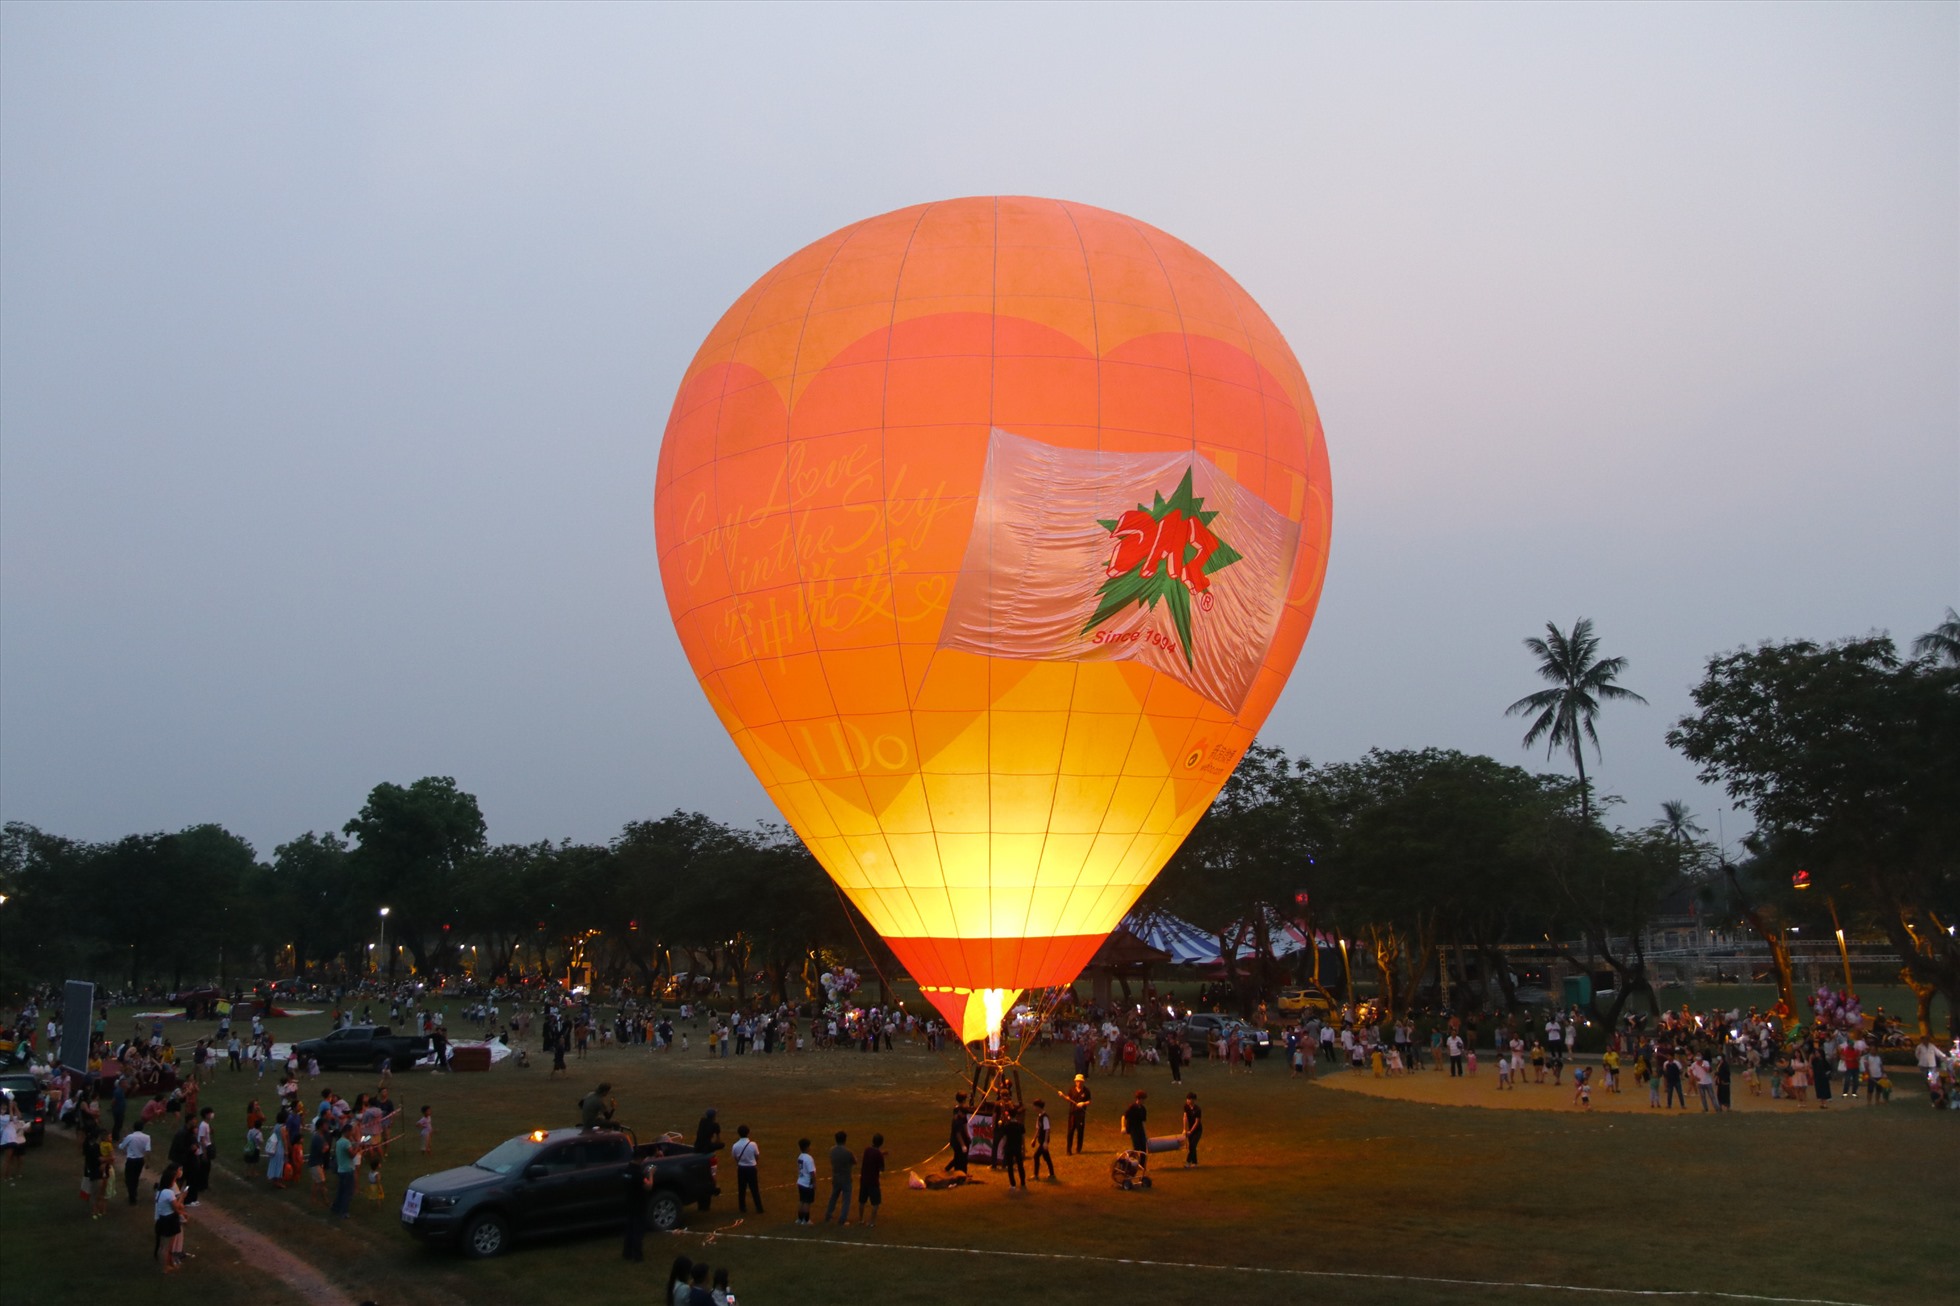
[654,197,1332,1044]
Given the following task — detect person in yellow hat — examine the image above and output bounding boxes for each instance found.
[1063,1076,1091,1155]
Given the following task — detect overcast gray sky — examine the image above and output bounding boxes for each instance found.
[3,2,1954,863]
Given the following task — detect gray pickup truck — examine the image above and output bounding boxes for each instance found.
[290,1025,432,1072]
[400,1126,720,1258]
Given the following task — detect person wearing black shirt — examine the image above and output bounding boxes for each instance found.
[620,1159,652,1261]
[1122,1090,1148,1154]
[857,1133,885,1227]
[997,1109,1027,1189]
[944,1093,970,1173]
[693,1108,721,1153]
[1064,1076,1091,1155]
[1029,1100,1055,1180]
[1182,1092,1203,1167]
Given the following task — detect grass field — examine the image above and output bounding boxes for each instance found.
[0,1000,1951,1306]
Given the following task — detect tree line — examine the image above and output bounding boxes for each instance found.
[2,610,1953,1033]
[1147,610,1959,1036]
[0,784,852,1008]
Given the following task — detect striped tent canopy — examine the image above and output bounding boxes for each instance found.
[1118,908,1324,966]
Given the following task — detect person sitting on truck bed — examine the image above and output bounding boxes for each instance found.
[578,1083,615,1129]
[693,1108,721,1153]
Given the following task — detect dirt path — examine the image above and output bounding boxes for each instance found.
[1310,1062,1889,1114]
[191,1191,359,1306]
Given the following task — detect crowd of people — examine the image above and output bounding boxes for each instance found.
[4,971,1954,1302]
[1248,990,1960,1112]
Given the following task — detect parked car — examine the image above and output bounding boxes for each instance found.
[1168,1013,1273,1058]
[401,1127,719,1258]
[291,1026,432,1072]
[167,987,226,1019]
[1275,986,1338,1018]
[0,1074,48,1144]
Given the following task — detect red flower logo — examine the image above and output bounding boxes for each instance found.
[1084,468,1243,665]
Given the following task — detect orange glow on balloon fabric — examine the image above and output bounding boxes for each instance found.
[654,197,1332,1043]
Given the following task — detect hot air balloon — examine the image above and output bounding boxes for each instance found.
[654,197,1331,1048]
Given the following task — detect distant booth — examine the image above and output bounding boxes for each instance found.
[1081,922,1176,1011]
[1082,909,1329,1012]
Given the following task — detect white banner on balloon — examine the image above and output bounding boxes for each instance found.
[937,429,1299,715]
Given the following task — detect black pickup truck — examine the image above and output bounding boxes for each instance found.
[290,1025,432,1072]
[400,1127,719,1258]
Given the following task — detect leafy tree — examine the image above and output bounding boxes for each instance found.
[0,822,91,988]
[263,832,355,976]
[678,825,853,1006]
[460,842,557,981]
[1505,618,1647,823]
[1314,749,1569,1017]
[343,777,487,979]
[158,824,261,987]
[1147,744,1324,1013]
[1668,632,1960,1035]
[611,812,742,989]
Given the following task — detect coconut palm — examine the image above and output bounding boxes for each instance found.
[1652,800,1710,880]
[1911,607,1960,665]
[1505,618,1647,823]
[1656,800,1704,846]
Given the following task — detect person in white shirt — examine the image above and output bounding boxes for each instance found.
[117,1127,153,1204]
[730,1125,762,1213]
[0,1099,25,1182]
[1446,1034,1466,1077]
[794,1138,817,1224]
[1692,1057,1716,1111]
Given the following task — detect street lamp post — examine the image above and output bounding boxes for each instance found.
[378,907,392,984]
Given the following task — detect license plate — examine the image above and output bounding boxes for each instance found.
[400,1190,423,1220]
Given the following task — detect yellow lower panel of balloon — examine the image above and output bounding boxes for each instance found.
[704,653,1253,1038]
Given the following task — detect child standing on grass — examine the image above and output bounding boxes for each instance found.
[363,1133,385,1201]
[1573,1065,1592,1109]
[417,1105,434,1155]
[795,1138,816,1225]
[1496,1054,1513,1090]
[154,1164,187,1272]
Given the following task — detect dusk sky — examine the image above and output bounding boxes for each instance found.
[3,3,1954,864]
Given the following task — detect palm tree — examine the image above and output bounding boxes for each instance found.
[1911,607,1960,665]
[1656,800,1704,846]
[1505,618,1648,823]
[1653,800,1708,879]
